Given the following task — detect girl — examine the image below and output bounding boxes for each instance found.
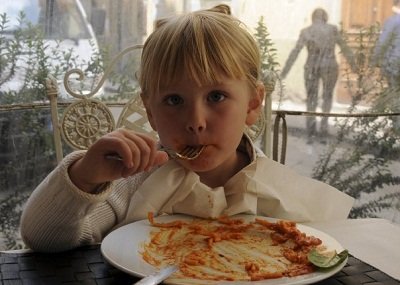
[20,5,353,252]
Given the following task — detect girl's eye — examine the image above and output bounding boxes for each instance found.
[164,95,183,106]
[208,91,226,103]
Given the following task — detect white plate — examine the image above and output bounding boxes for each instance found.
[101,214,347,285]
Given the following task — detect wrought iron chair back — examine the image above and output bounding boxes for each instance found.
[46,44,273,163]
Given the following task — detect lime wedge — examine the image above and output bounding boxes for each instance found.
[308,248,348,268]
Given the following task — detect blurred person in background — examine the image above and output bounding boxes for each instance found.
[373,0,400,132]
[373,0,400,90]
[281,8,355,144]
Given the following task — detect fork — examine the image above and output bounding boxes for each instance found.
[105,145,205,161]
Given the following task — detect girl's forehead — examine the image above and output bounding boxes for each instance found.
[157,76,251,94]
[157,76,216,93]
[157,80,215,95]
[161,65,236,87]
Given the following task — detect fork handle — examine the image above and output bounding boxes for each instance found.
[105,154,123,161]
[104,149,171,161]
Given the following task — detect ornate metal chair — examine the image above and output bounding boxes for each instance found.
[46,45,274,163]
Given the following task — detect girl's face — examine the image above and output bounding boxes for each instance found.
[143,76,264,181]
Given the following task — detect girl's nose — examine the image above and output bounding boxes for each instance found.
[187,124,205,134]
[185,105,206,134]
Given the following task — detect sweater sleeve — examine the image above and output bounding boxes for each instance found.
[20,151,149,252]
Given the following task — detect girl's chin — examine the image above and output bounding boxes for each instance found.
[177,157,217,172]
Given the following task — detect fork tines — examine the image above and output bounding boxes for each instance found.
[177,145,204,159]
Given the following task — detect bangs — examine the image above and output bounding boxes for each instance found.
[140,10,260,96]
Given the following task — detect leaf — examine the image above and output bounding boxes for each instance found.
[308,248,348,269]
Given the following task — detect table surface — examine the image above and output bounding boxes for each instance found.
[306,218,400,281]
[1,218,399,285]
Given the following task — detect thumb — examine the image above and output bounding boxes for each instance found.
[154,151,169,166]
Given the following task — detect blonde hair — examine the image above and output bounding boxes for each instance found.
[139,4,261,96]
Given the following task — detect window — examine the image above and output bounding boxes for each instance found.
[0,0,399,251]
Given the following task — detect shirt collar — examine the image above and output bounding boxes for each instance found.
[238,133,257,163]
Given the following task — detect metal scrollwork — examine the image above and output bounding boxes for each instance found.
[61,99,115,150]
[116,90,158,139]
[63,45,143,99]
[59,44,144,150]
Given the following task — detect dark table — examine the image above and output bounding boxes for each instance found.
[0,244,399,285]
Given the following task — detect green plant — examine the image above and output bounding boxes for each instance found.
[312,25,400,219]
[1,12,73,104]
[0,7,144,250]
[98,45,141,102]
[0,13,20,89]
[254,16,280,84]
[0,192,30,249]
[253,16,285,151]
[0,11,106,250]
[253,16,286,104]
[0,13,59,251]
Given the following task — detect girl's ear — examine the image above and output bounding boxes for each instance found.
[245,82,265,126]
[140,93,157,131]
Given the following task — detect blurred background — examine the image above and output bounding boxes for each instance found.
[0,0,399,250]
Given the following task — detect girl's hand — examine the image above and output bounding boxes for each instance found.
[68,129,169,193]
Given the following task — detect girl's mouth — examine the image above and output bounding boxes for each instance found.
[175,145,205,160]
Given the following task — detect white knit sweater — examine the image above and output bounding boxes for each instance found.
[20,139,354,252]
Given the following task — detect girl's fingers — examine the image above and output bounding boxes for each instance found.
[93,129,165,178]
[100,135,134,169]
[121,132,155,172]
[154,151,169,166]
[114,130,161,174]
[121,150,168,177]
[131,132,159,170]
